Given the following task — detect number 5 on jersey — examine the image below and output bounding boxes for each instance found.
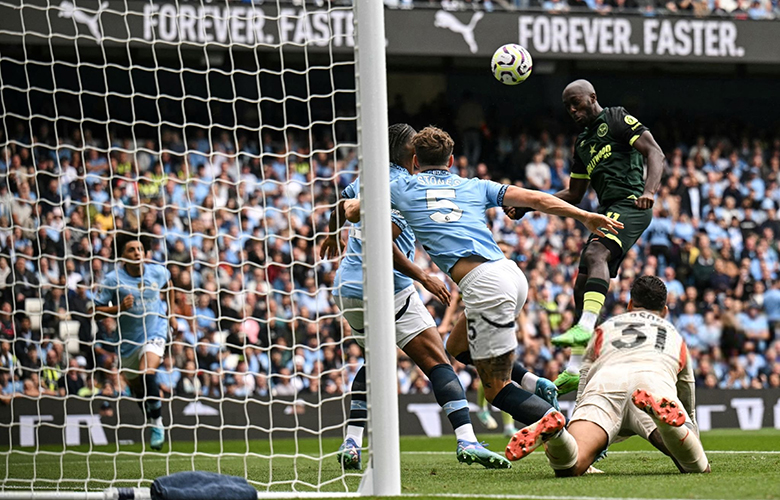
[426,189,463,223]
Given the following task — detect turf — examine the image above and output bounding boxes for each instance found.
[1,429,779,499]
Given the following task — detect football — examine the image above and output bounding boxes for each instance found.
[491,44,533,85]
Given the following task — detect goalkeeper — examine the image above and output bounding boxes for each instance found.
[93,235,177,451]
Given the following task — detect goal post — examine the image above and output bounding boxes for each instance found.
[0,0,398,496]
[353,0,400,496]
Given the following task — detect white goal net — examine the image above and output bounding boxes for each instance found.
[0,0,396,496]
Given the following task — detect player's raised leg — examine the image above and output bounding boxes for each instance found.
[632,389,710,473]
[471,351,566,462]
[403,318,510,469]
[552,242,611,349]
[448,315,560,411]
[552,273,589,395]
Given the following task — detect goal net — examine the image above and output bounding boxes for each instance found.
[0,0,397,496]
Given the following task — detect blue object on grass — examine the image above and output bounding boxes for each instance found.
[151,471,257,500]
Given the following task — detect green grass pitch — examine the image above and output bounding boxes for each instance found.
[1,429,779,499]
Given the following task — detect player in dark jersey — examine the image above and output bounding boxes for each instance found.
[506,80,664,394]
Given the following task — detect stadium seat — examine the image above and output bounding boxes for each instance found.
[59,320,82,356]
[25,298,44,332]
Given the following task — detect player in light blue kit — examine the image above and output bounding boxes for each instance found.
[93,235,177,450]
[322,124,511,470]
[382,126,622,460]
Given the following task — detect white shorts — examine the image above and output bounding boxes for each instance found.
[120,337,166,380]
[571,367,685,444]
[337,285,436,349]
[459,259,528,361]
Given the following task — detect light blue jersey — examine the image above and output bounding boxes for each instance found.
[94,263,171,357]
[390,169,507,275]
[334,164,415,300]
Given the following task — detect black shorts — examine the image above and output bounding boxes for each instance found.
[579,198,653,278]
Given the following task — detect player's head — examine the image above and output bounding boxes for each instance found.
[562,79,599,127]
[115,233,145,264]
[388,123,416,170]
[412,126,455,170]
[628,275,669,318]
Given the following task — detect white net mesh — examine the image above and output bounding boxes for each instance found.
[0,0,368,494]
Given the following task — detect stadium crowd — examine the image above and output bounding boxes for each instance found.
[0,106,779,407]
[382,0,780,20]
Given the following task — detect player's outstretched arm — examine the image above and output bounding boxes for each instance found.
[504,177,589,220]
[391,223,450,306]
[632,131,665,210]
[503,186,623,237]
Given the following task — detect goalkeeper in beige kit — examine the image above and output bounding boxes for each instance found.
[507,276,710,475]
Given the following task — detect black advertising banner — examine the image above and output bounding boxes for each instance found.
[1,389,778,447]
[1,2,780,63]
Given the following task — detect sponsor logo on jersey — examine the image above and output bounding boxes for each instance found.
[587,144,613,175]
[597,123,609,137]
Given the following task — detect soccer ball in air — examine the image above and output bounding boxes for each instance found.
[491,44,533,85]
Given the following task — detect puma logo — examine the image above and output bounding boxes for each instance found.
[58,1,108,43]
[433,10,484,54]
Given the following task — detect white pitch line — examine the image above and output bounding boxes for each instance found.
[403,494,736,500]
[2,449,779,468]
[401,450,780,456]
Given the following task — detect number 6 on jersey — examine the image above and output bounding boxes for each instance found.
[426,189,463,223]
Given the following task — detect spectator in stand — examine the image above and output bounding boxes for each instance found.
[524,151,552,192]
[59,358,85,396]
[738,302,771,350]
[156,355,180,398]
[764,280,780,340]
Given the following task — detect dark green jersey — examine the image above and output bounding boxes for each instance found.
[571,107,649,208]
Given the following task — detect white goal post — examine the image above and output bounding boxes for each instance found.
[0,0,398,497]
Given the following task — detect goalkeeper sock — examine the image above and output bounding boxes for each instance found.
[579,278,608,332]
[544,428,578,470]
[429,364,476,441]
[143,373,162,422]
[346,366,367,444]
[655,423,709,473]
[491,383,551,426]
[566,347,586,375]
